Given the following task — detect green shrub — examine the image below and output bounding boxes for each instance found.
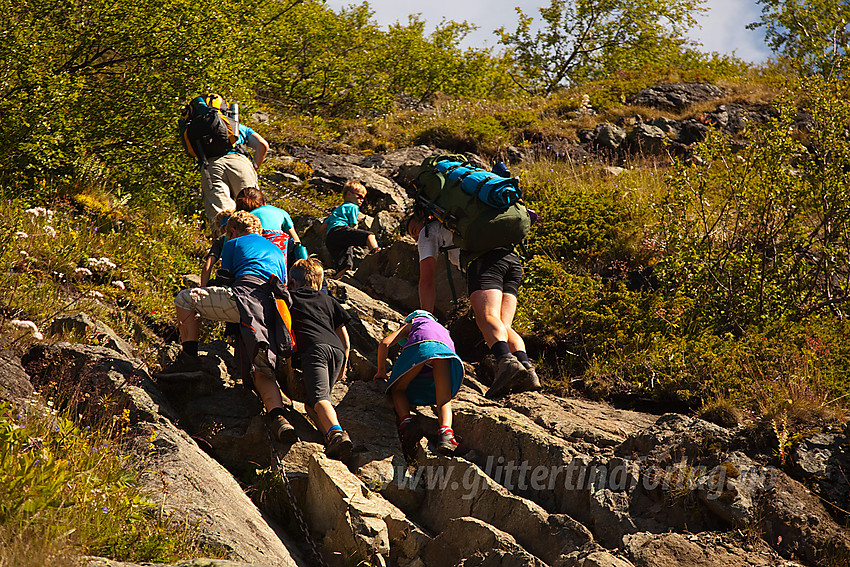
[495,109,539,130]
[413,114,510,155]
[655,77,850,335]
[526,185,642,274]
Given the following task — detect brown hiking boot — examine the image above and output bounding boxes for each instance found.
[268,413,297,444]
[398,418,425,462]
[516,366,542,393]
[325,430,353,461]
[487,354,528,399]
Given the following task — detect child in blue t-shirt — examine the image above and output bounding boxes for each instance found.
[322,181,380,276]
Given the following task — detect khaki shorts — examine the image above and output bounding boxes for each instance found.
[200,153,258,222]
[174,286,241,323]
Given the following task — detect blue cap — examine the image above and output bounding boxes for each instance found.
[492,162,511,178]
[405,309,436,323]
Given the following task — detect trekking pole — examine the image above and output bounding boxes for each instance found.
[261,418,330,567]
[260,175,333,216]
[442,249,459,305]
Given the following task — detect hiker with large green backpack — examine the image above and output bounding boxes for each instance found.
[407,154,540,399]
[178,94,270,222]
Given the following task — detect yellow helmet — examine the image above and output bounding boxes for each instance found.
[203,94,227,112]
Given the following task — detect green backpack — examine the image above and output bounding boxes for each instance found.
[412,154,531,253]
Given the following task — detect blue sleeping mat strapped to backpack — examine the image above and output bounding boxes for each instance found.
[434,160,521,210]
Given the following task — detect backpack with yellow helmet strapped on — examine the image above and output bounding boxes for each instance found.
[178,94,239,166]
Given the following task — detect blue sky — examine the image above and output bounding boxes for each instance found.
[325,0,772,64]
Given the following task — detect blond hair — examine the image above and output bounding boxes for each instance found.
[290,258,324,290]
[226,210,262,235]
[212,208,235,239]
[343,180,366,196]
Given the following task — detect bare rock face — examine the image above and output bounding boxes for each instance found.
[419,454,595,565]
[451,394,582,514]
[23,342,178,424]
[50,312,136,358]
[295,216,334,269]
[757,471,850,565]
[623,532,804,567]
[355,236,465,321]
[18,340,306,567]
[153,341,272,473]
[502,394,657,457]
[591,123,627,151]
[129,421,305,567]
[422,516,548,567]
[327,278,403,376]
[287,147,413,213]
[626,83,725,111]
[628,124,667,156]
[0,350,34,403]
[791,433,850,520]
[616,414,850,564]
[305,453,429,567]
[556,549,636,567]
[85,559,274,567]
[370,209,401,243]
[346,145,437,180]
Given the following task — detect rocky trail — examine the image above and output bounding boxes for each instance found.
[3,84,848,567]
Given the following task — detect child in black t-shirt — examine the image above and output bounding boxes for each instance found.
[288,258,353,461]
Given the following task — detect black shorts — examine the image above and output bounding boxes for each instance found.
[466,248,523,297]
[326,225,373,270]
[300,343,345,407]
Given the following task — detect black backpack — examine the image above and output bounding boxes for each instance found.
[178,94,238,165]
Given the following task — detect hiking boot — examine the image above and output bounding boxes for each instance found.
[156,350,203,376]
[515,366,542,393]
[487,354,529,399]
[269,414,298,444]
[325,430,353,462]
[398,419,425,462]
[436,428,459,456]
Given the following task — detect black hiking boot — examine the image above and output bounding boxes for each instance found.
[325,430,353,462]
[155,351,212,377]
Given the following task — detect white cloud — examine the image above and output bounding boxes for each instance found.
[689,0,771,62]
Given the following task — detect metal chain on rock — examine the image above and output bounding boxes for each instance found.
[259,175,333,216]
[262,419,330,567]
